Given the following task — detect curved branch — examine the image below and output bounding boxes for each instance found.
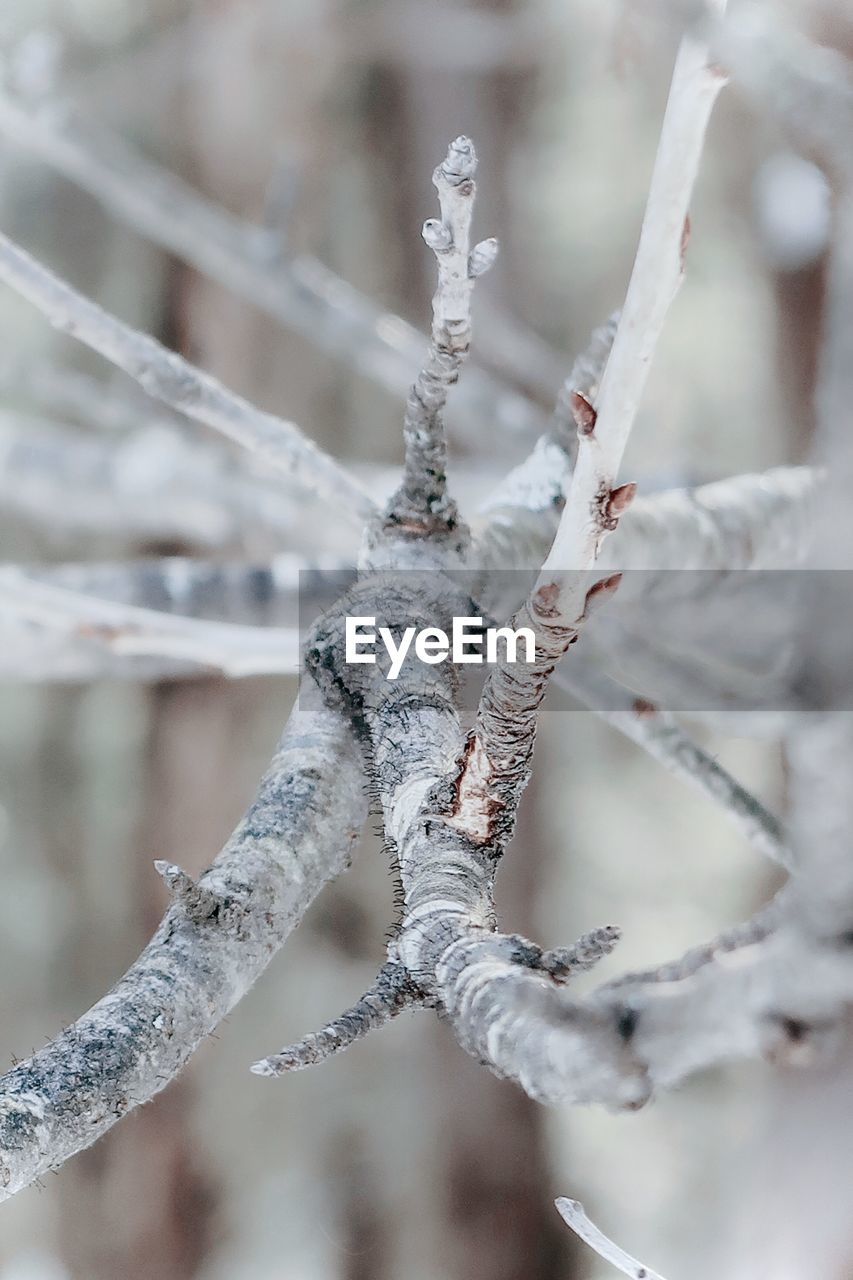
[0,686,365,1201]
[0,230,373,519]
[0,85,545,442]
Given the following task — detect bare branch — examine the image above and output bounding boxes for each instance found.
[0,685,365,1201]
[252,961,421,1076]
[0,411,308,552]
[476,464,817,590]
[0,84,545,441]
[555,1198,669,1280]
[0,229,374,518]
[556,661,791,869]
[541,12,727,605]
[0,569,300,677]
[459,11,729,856]
[385,137,495,538]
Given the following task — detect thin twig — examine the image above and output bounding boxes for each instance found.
[0,570,300,677]
[555,660,791,869]
[0,86,545,441]
[0,229,373,518]
[385,136,496,537]
[555,1198,669,1280]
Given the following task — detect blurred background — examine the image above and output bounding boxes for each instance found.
[0,0,850,1276]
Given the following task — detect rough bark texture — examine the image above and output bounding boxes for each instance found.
[0,685,364,1200]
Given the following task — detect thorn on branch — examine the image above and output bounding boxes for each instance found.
[251,960,422,1077]
[539,925,622,981]
[607,481,637,521]
[154,860,223,924]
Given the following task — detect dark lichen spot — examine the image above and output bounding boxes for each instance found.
[616,1006,639,1042]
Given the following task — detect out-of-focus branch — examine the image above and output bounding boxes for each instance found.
[474,314,618,578]
[0,411,306,552]
[476,465,818,581]
[601,466,818,571]
[0,353,191,437]
[0,83,545,442]
[0,685,365,1201]
[9,554,345,620]
[555,1198,668,1280]
[555,660,791,869]
[0,569,300,677]
[703,1,853,179]
[0,625,209,683]
[0,229,374,519]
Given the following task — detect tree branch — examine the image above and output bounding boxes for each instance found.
[0,569,300,677]
[555,1198,669,1280]
[0,82,545,442]
[0,410,311,552]
[0,685,365,1201]
[385,137,496,538]
[458,8,729,856]
[555,660,791,869]
[0,229,373,518]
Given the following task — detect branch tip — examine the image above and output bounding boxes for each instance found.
[438,135,477,185]
[252,960,420,1077]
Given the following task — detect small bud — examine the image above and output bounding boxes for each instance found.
[468,237,499,278]
[422,218,452,252]
[570,391,597,436]
[441,135,477,183]
[582,572,622,621]
[607,481,637,519]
